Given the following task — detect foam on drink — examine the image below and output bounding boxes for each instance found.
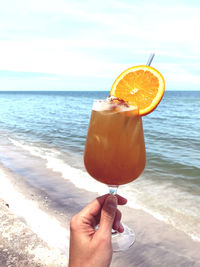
[92,97,138,113]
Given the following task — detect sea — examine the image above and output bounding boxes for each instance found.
[0,90,199,243]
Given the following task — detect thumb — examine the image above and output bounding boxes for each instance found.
[98,195,117,236]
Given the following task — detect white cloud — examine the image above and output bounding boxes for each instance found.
[0,40,124,77]
[0,0,200,90]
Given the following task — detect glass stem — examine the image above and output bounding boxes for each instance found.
[108,185,118,195]
[108,186,119,235]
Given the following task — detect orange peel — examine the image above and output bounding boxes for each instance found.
[110,65,165,116]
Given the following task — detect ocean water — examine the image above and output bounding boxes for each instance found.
[0,90,199,242]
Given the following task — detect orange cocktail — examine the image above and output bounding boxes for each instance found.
[83,60,165,251]
[84,100,146,186]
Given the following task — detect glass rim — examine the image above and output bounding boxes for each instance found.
[92,99,138,112]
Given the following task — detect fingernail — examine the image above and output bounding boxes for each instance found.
[118,223,124,233]
[106,195,117,209]
[115,221,120,229]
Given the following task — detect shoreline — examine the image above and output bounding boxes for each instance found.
[1,133,200,243]
[1,162,200,267]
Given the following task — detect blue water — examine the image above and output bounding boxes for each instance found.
[0,90,200,241]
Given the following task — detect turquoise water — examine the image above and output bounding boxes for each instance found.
[0,90,199,241]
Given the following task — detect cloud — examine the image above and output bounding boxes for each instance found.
[0,0,200,90]
[0,70,57,78]
[0,40,121,77]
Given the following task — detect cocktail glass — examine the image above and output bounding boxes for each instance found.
[84,99,146,251]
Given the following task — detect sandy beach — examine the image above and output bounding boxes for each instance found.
[0,198,68,267]
[1,161,200,267]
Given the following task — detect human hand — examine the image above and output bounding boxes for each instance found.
[68,194,127,267]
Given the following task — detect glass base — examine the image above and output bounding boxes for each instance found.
[112,224,135,252]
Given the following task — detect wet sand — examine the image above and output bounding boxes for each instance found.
[112,208,200,267]
[1,156,200,267]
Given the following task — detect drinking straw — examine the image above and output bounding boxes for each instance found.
[146,53,155,66]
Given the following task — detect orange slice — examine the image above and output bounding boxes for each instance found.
[110,65,165,116]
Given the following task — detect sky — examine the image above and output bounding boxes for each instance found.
[0,0,200,91]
